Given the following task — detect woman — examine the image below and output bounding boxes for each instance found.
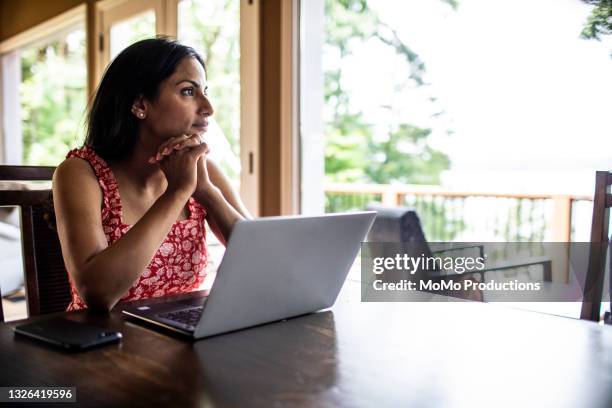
[53,38,250,312]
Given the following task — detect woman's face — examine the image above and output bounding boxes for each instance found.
[141,57,213,142]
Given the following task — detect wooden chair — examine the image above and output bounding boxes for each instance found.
[0,165,71,322]
[580,171,611,322]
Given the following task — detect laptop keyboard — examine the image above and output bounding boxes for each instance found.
[158,306,204,329]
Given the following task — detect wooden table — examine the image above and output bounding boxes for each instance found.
[1,280,612,408]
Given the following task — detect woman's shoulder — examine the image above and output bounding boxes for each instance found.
[53,156,99,193]
[52,156,105,221]
[66,146,108,168]
[55,147,114,186]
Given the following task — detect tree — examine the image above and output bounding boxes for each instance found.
[324,0,456,185]
[581,0,612,59]
[581,0,612,42]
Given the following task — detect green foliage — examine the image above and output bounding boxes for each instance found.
[20,29,87,165]
[325,112,369,181]
[581,0,612,41]
[324,0,453,185]
[365,124,450,185]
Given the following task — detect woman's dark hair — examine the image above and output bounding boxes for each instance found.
[85,37,205,161]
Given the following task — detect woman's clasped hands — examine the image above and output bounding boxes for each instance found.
[147,133,205,163]
[148,134,212,197]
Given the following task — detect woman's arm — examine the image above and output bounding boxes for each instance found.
[193,158,248,245]
[53,147,207,311]
[206,159,252,219]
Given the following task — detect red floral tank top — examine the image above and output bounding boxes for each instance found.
[65,146,208,311]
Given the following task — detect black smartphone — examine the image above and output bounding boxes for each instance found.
[13,317,122,351]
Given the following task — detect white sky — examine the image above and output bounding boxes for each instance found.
[337,0,612,194]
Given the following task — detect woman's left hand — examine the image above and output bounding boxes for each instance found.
[148,133,204,163]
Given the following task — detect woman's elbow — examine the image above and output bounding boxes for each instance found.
[77,283,117,313]
[85,298,115,313]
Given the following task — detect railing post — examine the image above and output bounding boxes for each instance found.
[381,186,401,206]
[552,196,572,242]
[552,195,572,283]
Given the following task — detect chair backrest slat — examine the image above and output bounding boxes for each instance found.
[580,171,612,321]
[0,190,54,206]
[0,166,55,181]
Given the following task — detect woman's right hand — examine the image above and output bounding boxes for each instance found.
[159,142,210,197]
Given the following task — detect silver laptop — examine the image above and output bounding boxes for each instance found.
[122,211,375,339]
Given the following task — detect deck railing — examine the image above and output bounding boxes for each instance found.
[324,183,593,242]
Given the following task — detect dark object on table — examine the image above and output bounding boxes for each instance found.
[13,317,122,351]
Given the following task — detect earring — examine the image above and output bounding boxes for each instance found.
[138,112,145,118]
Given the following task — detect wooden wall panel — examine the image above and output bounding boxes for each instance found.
[260,0,298,216]
[0,0,84,41]
[260,0,282,216]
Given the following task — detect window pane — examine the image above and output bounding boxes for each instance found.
[20,26,87,165]
[109,10,156,60]
[178,0,241,188]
